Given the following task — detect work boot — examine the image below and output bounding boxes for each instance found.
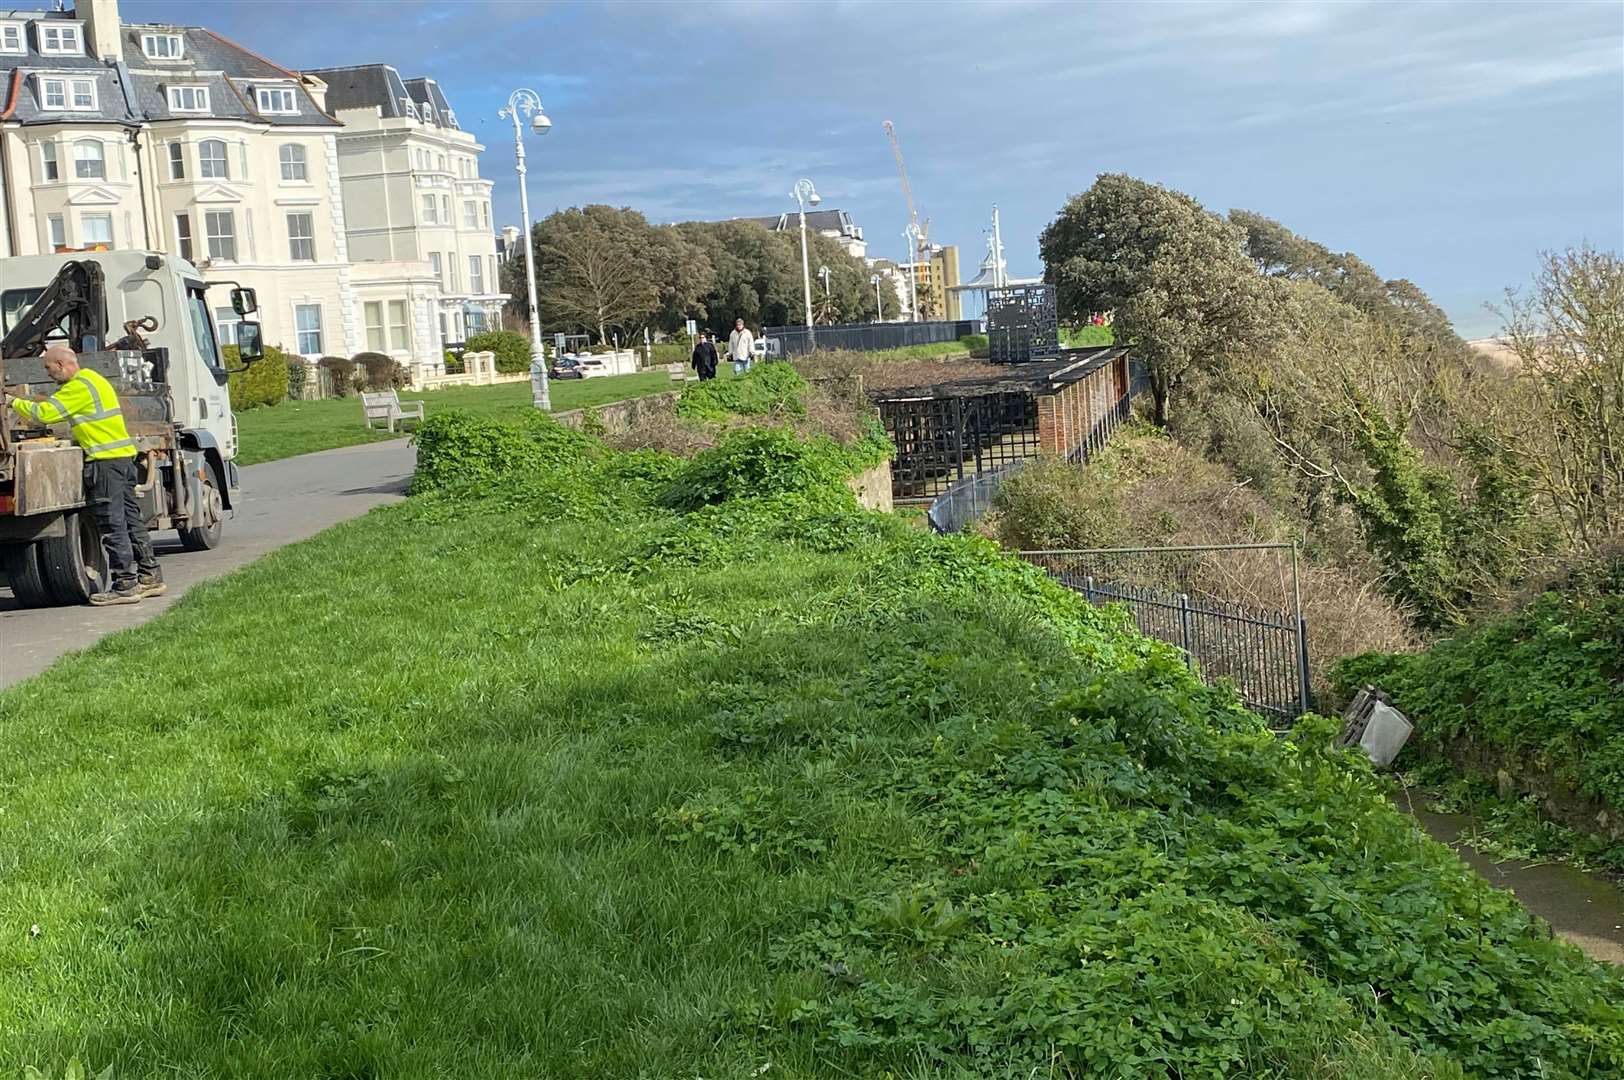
[89,582,142,607]
[136,570,167,597]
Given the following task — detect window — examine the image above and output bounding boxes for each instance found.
[402,99,418,121]
[467,310,486,335]
[468,255,483,294]
[199,139,227,179]
[428,252,442,286]
[174,213,193,261]
[73,140,104,180]
[421,193,436,224]
[0,23,23,54]
[205,209,236,261]
[487,256,495,293]
[186,287,223,375]
[256,87,297,114]
[214,306,240,346]
[286,212,314,261]
[80,213,112,246]
[448,255,458,292]
[439,195,449,223]
[168,85,209,113]
[47,215,65,250]
[40,141,58,181]
[279,143,306,181]
[363,301,385,351]
[40,76,95,111]
[295,304,323,355]
[481,202,490,229]
[38,23,83,55]
[388,300,409,349]
[142,32,182,59]
[436,153,446,172]
[444,110,457,130]
[463,201,477,228]
[167,141,185,180]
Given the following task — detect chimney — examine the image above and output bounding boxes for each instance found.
[77,0,122,62]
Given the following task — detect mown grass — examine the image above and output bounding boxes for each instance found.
[1,415,1620,1077]
[233,370,682,465]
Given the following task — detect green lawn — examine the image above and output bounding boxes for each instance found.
[233,370,681,466]
[0,413,1619,1077]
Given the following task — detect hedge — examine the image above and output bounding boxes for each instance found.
[464,330,532,374]
[225,343,290,410]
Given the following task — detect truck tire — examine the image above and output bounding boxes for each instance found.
[38,511,110,605]
[177,465,223,551]
[1,542,57,608]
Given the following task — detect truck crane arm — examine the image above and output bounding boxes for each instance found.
[0,259,108,359]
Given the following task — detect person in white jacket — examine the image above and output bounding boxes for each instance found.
[727,318,755,375]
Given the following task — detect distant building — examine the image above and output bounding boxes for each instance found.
[903,244,962,321]
[732,208,866,259]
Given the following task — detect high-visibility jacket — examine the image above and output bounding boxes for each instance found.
[9,368,137,460]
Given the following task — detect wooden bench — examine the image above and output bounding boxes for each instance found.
[361,389,425,433]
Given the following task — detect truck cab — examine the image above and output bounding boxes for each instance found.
[0,250,263,607]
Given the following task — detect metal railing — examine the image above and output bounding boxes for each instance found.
[927,460,1025,533]
[764,319,981,357]
[1021,544,1311,723]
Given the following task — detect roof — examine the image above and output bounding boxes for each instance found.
[735,209,857,236]
[121,25,337,126]
[306,64,461,129]
[0,8,136,125]
[870,345,1131,399]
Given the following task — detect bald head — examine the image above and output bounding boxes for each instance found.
[41,345,79,384]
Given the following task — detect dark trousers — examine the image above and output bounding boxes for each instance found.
[697,362,717,381]
[85,457,157,587]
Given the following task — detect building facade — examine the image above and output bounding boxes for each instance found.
[0,0,503,372]
[736,208,867,259]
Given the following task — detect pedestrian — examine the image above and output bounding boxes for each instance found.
[727,317,755,376]
[4,344,163,605]
[691,330,719,381]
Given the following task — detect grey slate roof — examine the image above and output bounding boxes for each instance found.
[120,25,338,126]
[738,209,857,236]
[306,63,413,119]
[403,77,456,128]
[0,9,137,125]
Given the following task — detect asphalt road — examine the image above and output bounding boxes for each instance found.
[0,439,414,689]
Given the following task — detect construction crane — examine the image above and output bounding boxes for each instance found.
[882,120,930,262]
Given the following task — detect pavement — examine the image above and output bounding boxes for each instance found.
[0,439,415,689]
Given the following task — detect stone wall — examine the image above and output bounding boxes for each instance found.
[846,460,894,513]
[552,390,683,434]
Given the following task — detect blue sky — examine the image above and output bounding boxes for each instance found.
[133,0,1622,337]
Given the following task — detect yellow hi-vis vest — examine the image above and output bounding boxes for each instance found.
[9,368,138,460]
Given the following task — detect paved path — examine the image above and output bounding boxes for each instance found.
[0,439,414,689]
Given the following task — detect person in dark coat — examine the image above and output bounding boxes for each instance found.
[691,331,719,381]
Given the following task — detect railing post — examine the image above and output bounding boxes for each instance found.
[1296,615,1312,717]
[1084,574,1095,605]
[1178,593,1194,670]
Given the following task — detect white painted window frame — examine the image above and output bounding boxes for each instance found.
[167,85,210,113]
[37,22,84,56]
[142,32,183,59]
[256,86,298,115]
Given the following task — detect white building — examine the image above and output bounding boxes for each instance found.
[0,0,504,375]
[735,208,867,259]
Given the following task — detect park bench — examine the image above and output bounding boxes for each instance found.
[667,362,696,383]
[361,389,426,433]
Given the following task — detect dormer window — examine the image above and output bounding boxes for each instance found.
[142,32,183,59]
[444,110,457,129]
[400,98,418,120]
[36,22,83,55]
[256,87,297,114]
[0,22,24,55]
[168,85,209,113]
[40,76,97,112]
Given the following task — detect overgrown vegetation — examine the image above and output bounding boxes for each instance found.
[1333,554,1624,820]
[4,400,1622,1076]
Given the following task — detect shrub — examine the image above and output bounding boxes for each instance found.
[648,341,691,366]
[958,333,989,353]
[443,350,464,375]
[285,358,307,399]
[224,343,290,410]
[676,362,807,423]
[464,330,532,374]
[318,356,353,397]
[659,426,874,512]
[354,351,407,390]
[412,409,600,494]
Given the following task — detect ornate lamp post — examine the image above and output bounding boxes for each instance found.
[498,88,552,410]
[792,177,820,346]
[871,273,883,321]
[904,224,922,323]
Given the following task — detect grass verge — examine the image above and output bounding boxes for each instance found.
[1,416,1620,1077]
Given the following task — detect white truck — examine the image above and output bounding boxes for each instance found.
[0,250,264,607]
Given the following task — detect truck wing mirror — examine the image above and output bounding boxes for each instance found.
[231,287,259,316]
[236,321,264,364]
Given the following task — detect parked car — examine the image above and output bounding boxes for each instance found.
[550,356,584,380]
[577,357,611,378]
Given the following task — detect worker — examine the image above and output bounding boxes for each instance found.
[3,344,164,605]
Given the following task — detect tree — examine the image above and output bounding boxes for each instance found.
[1041,174,1270,426]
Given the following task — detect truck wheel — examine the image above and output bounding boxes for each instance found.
[177,467,223,551]
[38,511,110,605]
[1,542,57,608]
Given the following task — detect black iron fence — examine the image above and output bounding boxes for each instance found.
[879,390,1039,501]
[1021,544,1311,723]
[764,319,981,357]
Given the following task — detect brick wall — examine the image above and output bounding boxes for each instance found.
[1035,356,1129,460]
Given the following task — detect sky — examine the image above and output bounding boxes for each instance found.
[130,0,1624,338]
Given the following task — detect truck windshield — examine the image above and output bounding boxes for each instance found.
[185,285,227,383]
[1,288,45,335]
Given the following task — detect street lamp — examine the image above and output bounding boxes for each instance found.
[817,264,831,324]
[792,177,820,345]
[903,224,922,323]
[870,273,883,322]
[498,87,552,410]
